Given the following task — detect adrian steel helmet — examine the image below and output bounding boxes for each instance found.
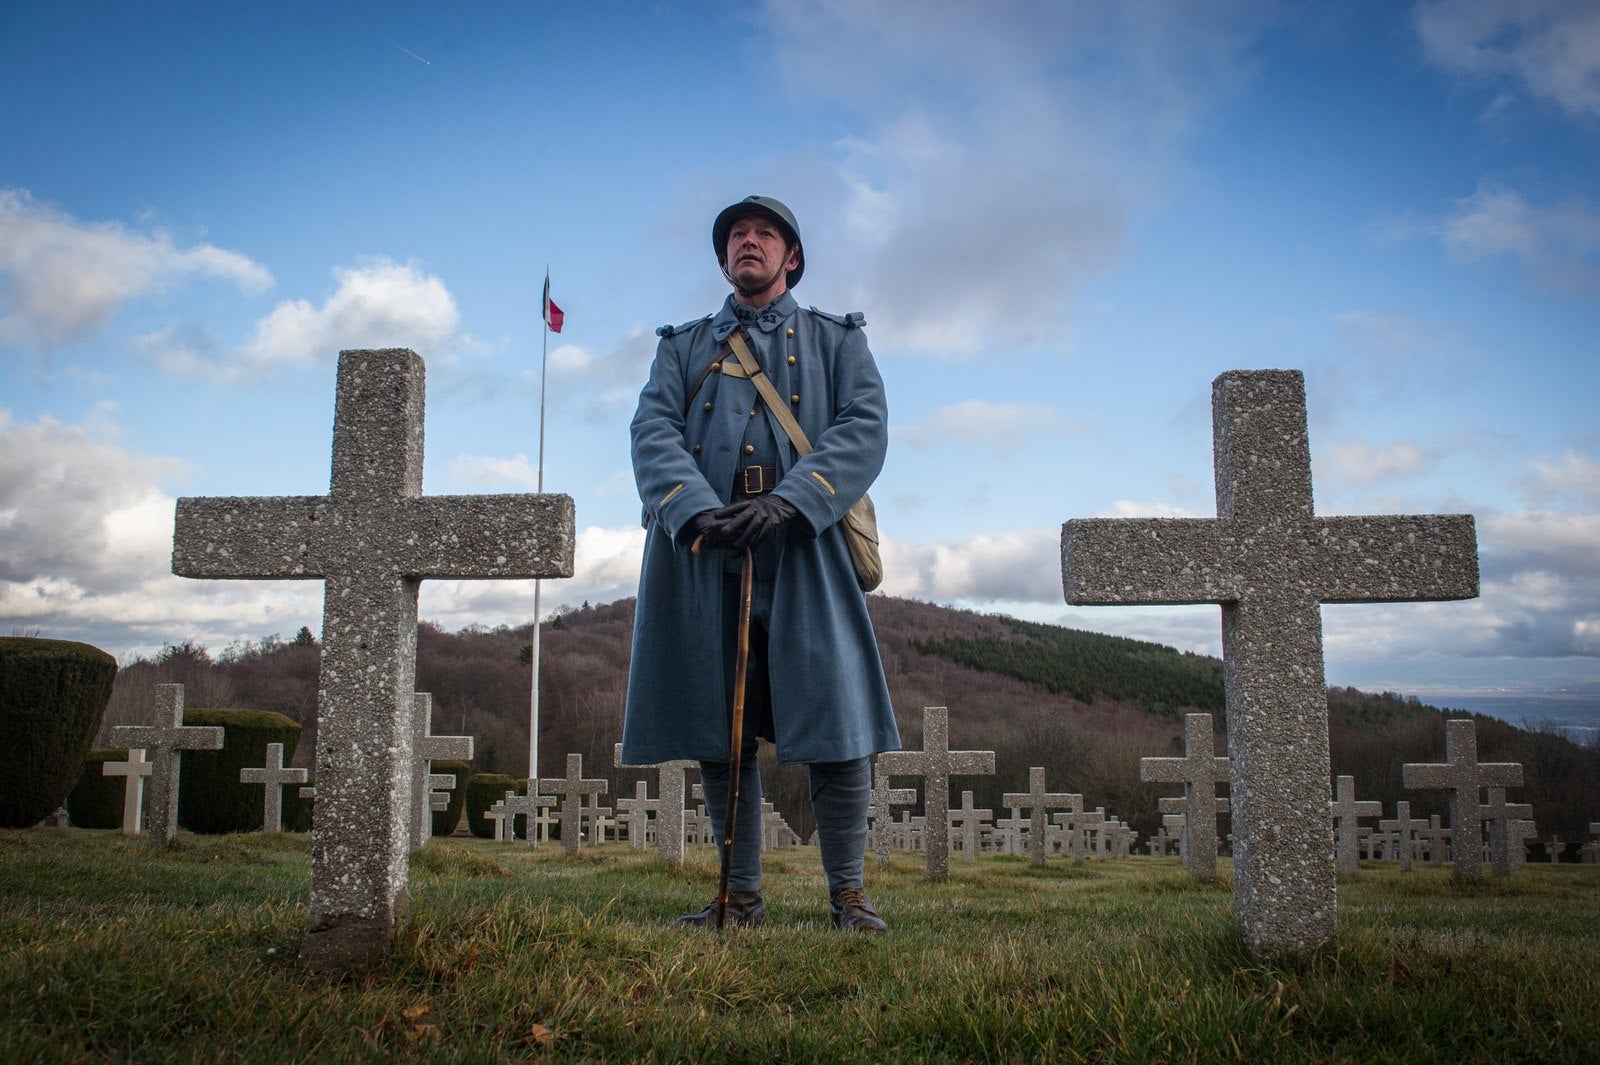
[712,195,805,289]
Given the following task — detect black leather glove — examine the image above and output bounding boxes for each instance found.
[684,509,737,551]
[712,495,798,549]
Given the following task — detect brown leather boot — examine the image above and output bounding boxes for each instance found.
[672,890,765,929]
[829,887,887,933]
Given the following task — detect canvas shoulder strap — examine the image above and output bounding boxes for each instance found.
[726,330,814,457]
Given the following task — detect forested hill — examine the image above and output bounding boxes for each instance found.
[100,595,1599,840]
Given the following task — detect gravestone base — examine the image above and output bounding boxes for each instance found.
[300,889,409,970]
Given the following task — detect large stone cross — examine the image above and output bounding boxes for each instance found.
[875,706,996,881]
[109,683,224,847]
[1062,369,1478,958]
[1003,767,1077,868]
[1329,775,1382,875]
[102,747,153,836]
[412,693,473,851]
[538,753,608,855]
[240,742,309,833]
[1402,718,1523,880]
[171,348,574,968]
[1139,712,1230,880]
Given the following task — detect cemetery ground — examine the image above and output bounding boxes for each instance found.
[3,832,1596,1064]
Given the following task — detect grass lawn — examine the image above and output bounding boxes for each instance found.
[2,828,1597,1063]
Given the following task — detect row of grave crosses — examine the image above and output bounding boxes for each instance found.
[162,351,1494,964]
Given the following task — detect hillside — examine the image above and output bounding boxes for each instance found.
[99,596,1599,844]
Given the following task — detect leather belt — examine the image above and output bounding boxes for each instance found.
[736,465,775,496]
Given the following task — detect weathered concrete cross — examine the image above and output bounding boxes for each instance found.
[500,789,556,845]
[1062,369,1478,958]
[616,780,659,850]
[614,742,696,864]
[538,753,608,855]
[1402,718,1523,880]
[1140,712,1230,880]
[1378,800,1429,872]
[411,693,473,851]
[102,747,153,836]
[1480,786,1534,875]
[876,706,995,881]
[1003,766,1077,868]
[109,683,224,847]
[869,765,917,868]
[1329,775,1382,875]
[240,742,309,833]
[948,790,992,864]
[172,348,574,968]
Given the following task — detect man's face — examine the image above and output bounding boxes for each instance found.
[723,213,798,295]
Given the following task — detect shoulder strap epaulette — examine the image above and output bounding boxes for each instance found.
[656,314,712,338]
[807,306,866,329]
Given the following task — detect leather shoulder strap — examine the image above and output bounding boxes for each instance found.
[727,330,814,457]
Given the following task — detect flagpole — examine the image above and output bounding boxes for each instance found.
[530,266,552,793]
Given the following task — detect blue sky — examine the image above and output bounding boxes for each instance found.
[3,1,1597,711]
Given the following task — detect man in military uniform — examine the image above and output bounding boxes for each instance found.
[622,196,899,932]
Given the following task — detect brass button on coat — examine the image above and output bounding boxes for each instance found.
[791,394,800,405]
[743,444,755,455]
[703,401,713,411]
[787,355,796,365]
[786,328,795,337]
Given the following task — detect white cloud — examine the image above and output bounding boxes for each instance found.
[880,527,1059,603]
[1415,0,1600,119]
[756,0,1275,356]
[1394,181,1600,298]
[895,400,1089,455]
[448,453,538,489]
[1320,440,1432,485]
[0,188,272,347]
[1519,447,1600,507]
[137,258,464,381]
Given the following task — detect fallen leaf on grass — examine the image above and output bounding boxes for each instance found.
[530,1023,556,1047]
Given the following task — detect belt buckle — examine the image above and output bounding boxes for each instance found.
[742,465,766,495]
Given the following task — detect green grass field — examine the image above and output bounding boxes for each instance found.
[2,829,1596,1063]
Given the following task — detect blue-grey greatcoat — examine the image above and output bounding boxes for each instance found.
[621,292,900,766]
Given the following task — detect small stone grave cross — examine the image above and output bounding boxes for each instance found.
[1403,718,1523,880]
[500,790,556,845]
[240,742,309,833]
[948,790,992,863]
[1140,713,1230,879]
[109,683,224,847]
[102,747,153,836]
[484,798,511,842]
[412,693,473,850]
[539,753,609,855]
[613,743,696,865]
[1062,369,1479,957]
[171,348,574,967]
[1329,775,1382,875]
[1480,786,1534,876]
[1004,767,1076,868]
[869,762,917,868]
[617,781,658,850]
[1378,801,1429,872]
[875,706,996,881]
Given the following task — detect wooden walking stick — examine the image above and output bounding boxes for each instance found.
[715,545,756,929]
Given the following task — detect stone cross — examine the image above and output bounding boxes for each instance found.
[875,706,996,881]
[171,348,574,967]
[484,798,511,842]
[1402,718,1523,880]
[109,684,224,847]
[1140,713,1230,879]
[1003,767,1077,868]
[869,762,917,868]
[1062,369,1479,958]
[538,753,608,855]
[617,780,658,850]
[1378,801,1429,872]
[948,790,992,863]
[1543,835,1564,864]
[1419,815,1450,864]
[411,693,473,851]
[1329,775,1382,875]
[1480,786,1534,876]
[102,747,153,836]
[1049,794,1090,860]
[240,742,309,833]
[501,789,556,845]
[613,743,696,865]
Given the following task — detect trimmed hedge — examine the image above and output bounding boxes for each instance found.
[430,759,472,837]
[176,708,301,834]
[66,749,126,830]
[0,637,118,828]
[466,773,525,838]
